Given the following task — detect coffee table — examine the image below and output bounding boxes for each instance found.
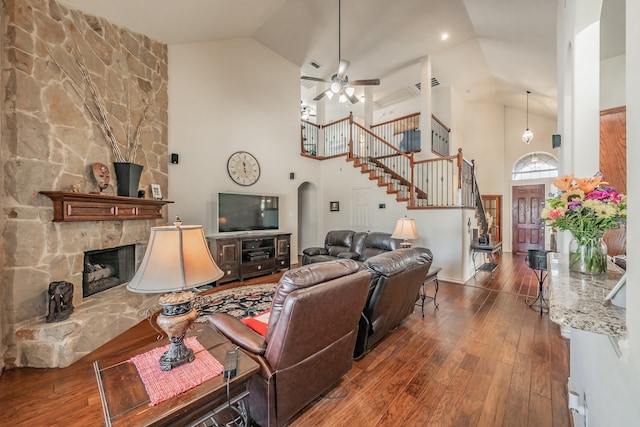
[94,323,259,426]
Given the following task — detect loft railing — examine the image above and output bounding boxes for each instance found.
[301,113,478,209]
[369,112,451,156]
[301,120,319,156]
[431,115,451,156]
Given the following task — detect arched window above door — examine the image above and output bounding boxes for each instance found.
[512,152,558,181]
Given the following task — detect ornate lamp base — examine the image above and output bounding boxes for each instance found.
[159,333,195,371]
[156,292,198,371]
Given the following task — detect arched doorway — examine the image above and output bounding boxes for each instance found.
[511,152,558,253]
[297,182,319,259]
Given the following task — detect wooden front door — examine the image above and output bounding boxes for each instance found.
[512,184,545,253]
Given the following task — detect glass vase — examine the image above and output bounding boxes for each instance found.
[568,236,608,275]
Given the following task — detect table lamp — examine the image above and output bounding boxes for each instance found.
[391,216,420,248]
[127,220,223,370]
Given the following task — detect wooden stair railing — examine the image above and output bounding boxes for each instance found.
[473,175,490,239]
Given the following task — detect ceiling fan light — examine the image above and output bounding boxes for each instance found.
[325,91,334,100]
[345,86,355,96]
[338,93,347,103]
[331,82,341,93]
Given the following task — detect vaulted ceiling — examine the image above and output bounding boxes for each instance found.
[62,0,625,122]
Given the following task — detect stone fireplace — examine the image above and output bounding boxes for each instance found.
[1,0,169,369]
[83,245,135,297]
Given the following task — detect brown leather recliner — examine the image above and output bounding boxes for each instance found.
[301,229,357,264]
[354,247,433,359]
[302,230,399,266]
[209,259,370,427]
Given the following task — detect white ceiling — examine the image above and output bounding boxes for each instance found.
[61,0,625,122]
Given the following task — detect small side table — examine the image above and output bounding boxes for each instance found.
[94,324,259,427]
[471,241,502,279]
[416,266,441,317]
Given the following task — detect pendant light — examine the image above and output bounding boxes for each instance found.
[522,90,534,144]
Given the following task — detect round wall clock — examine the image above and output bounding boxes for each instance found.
[227,151,261,186]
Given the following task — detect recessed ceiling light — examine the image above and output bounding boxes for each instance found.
[440,33,449,41]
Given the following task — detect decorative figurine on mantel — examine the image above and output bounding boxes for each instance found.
[91,162,110,194]
[46,281,74,323]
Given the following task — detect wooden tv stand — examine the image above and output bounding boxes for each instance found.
[207,232,291,284]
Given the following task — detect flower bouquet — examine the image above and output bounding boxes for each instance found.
[541,174,626,274]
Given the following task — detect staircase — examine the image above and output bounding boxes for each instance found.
[301,112,491,237]
[348,155,426,203]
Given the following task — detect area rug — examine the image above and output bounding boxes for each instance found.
[195,283,277,322]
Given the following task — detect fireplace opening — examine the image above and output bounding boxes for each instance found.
[83,245,135,297]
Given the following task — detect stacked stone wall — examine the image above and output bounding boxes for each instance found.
[1,0,169,368]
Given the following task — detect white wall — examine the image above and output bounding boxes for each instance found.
[600,54,625,110]
[626,0,640,382]
[460,103,505,194]
[167,37,319,262]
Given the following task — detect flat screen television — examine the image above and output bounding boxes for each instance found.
[218,193,279,233]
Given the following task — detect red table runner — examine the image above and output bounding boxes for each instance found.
[129,336,224,406]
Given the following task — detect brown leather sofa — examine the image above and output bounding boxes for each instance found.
[302,230,400,266]
[354,247,433,359]
[209,259,370,427]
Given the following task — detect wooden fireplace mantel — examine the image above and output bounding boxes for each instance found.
[40,191,173,222]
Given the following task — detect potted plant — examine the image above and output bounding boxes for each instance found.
[541,174,626,274]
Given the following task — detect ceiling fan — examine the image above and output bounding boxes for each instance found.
[301,0,380,104]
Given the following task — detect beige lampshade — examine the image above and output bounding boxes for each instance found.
[391,217,420,241]
[127,225,223,293]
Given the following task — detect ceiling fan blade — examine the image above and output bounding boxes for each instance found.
[302,76,328,83]
[350,79,380,86]
[337,59,350,79]
[347,92,359,104]
[313,91,328,101]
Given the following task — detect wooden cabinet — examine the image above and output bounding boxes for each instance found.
[275,235,291,271]
[207,233,291,284]
[211,238,241,283]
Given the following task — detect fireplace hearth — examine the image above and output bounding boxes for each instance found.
[83,245,135,297]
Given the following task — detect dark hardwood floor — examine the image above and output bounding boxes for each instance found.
[0,253,570,427]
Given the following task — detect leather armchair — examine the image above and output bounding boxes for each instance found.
[209,259,370,427]
[302,230,399,266]
[301,229,355,264]
[354,247,433,358]
[358,231,400,261]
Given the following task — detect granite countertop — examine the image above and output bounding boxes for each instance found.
[548,253,627,339]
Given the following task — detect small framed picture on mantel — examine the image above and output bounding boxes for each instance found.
[151,184,163,200]
[330,201,339,212]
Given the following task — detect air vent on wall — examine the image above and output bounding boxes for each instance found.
[415,77,440,91]
[310,61,321,69]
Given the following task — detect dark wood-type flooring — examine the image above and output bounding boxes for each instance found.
[0,253,570,427]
